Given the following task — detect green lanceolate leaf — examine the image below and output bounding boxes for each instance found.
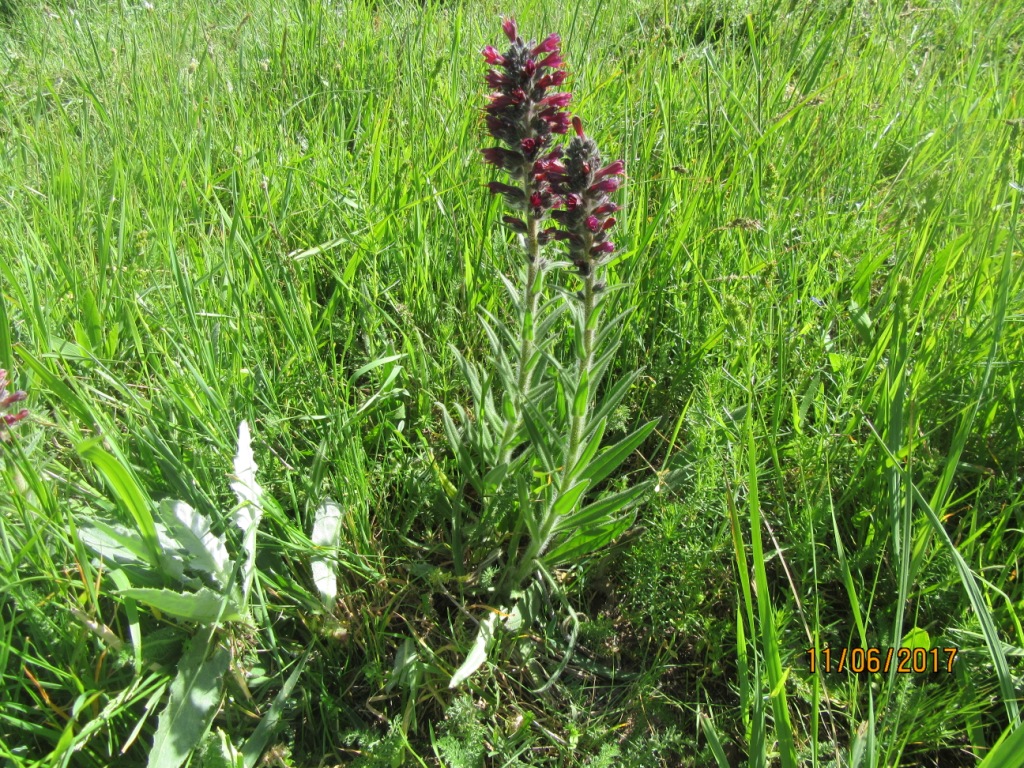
[200,729,245,768]
[573,370,589,419]
[588,369,643,430]
[555,481,650,534]
[570,416,607,480]
[534,297,569,340]
[482,461,511,495]
[148,631,230,768]
[241,650,310,768]
[450,346,483,406]
[977,720,1024,768]
[347,353,407,386]
[230,421,263,606]
[439,404,482,493]
[581,421,657,488]
[521,403,558,472]
[552,479,590,519]
[119,587,244,623]
[79,519,156,567]
[477,315,516,387]
[545,513,635,567]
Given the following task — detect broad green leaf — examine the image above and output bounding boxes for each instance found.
[504,582,543,634]
[501,392,516,422]
[200,729,244,768]
[848,299,873,345]
[120,587,244,623]
[901,627,931,651]
[79,520,152,566]
[449,612,499,689]
[148,633,229,768]
[310,500,343,607]
[581,421,657,488]
[78,439,161,569]
[482,462,510,495]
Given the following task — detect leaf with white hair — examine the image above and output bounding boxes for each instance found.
[230,421,263,604]
[310,500,343,607]
[160,500,231,588]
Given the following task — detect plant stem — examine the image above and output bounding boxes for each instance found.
[511,268,600,588]
[497,189,543,467]
[565,272,598,472]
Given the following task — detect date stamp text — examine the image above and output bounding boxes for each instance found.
[807,647,958,674]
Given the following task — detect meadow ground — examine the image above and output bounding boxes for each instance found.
[1,0,1023,765]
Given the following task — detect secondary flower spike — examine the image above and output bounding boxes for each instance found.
[547,117,624,277]
[481,17,571,236]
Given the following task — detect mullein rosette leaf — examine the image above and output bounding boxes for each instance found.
[546,117,624,282]
[481,18,571,241]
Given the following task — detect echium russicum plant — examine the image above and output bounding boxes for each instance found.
[480,18,570,433]
[438,18,668,691]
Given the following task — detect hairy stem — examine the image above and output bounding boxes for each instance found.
[510,267,601,589]
[497,185,543,467]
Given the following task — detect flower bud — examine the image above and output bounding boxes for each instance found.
[481,46,505,65]
[501,18,518,42]
[501,215,528,233]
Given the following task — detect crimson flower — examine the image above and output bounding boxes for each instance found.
[546,118,624,278]
[0,369,28,443]
[481,17,572,239]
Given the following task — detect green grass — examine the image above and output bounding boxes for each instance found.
[1,0,1022,764]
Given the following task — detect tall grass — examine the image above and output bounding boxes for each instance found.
[1,0,1022,764]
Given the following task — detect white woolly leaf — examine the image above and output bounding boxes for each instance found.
[310,501,343,607]
[449,612,499,689]
[160,499,231,587]
[229,421,263,603]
